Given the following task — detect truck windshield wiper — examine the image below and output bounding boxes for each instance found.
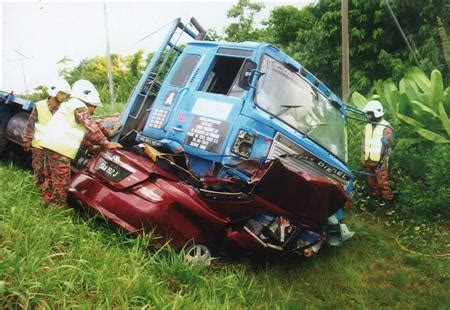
[305,122,328,137]
[275,105,303,117]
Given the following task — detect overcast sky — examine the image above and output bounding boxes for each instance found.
[1,0,311,94]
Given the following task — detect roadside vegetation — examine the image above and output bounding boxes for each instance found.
[2,0,449,307]
[0,163,448,308]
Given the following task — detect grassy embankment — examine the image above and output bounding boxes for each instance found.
[0,161,448,308]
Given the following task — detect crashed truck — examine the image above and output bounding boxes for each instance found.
[0,18,356,263]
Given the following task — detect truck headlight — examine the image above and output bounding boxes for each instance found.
[231,130,255,158]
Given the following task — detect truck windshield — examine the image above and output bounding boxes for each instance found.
[255,55,347,162]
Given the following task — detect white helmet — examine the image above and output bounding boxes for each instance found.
[71,79,102,106]
[363,100,384,118]
[48,78,71,97]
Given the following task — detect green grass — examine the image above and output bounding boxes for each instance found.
[0,163,449,308]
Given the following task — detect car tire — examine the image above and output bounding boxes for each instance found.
[183,243,212,266]
[0,125,9,155]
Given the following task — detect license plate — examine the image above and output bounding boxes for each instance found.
[95,158,130,182]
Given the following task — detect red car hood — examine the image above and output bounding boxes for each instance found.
[252,160,348,227]
[89,149,179,190]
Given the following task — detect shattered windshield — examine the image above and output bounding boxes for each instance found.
[255,55,347,162]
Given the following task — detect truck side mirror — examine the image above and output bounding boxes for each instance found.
[238,60,257,90]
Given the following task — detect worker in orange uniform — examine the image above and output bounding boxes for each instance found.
[39,79,122,206]
[361,100,394,202]
[23,78,71,187]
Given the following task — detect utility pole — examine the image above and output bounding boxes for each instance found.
[341,0,350,103]
[103,1,115,111]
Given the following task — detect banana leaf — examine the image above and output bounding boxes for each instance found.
[398,114,449,143]
[395,138,423,148]
[443,87,450,115]
[350,91,367,109]
[416,128,449,143]
[392,91,410,115]
[374,80,386,103]
[429,70,444,111]
[405,67,430,94]
[384,79,398,94]
[410,100,439,118]
[409,100,441,132]
[397,113,426,128]
[383,79,398,115]
[400,77,426,103]
[437,101,450,136]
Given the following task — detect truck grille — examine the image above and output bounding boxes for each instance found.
[267,133,350,188]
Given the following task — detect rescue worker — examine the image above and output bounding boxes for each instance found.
[39,79,122,206]
[22,78,71,187]
[361,100,394,202]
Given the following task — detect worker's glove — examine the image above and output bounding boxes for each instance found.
[381,137,389,146]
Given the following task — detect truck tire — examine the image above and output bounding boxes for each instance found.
[0,125,9,155]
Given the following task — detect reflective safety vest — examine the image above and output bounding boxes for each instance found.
[364,119,391,162]
[31,100,53,149]
[40,98,87,159]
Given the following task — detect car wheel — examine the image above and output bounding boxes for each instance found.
[183,244,212,266]
[0,125,9,155]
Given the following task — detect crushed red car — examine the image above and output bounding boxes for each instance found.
[69,145,353,263]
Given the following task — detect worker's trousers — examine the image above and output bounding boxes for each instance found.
[364,159,394,201]
[42,149,71,206]
[31,148,45,187]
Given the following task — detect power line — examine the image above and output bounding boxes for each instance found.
[133,19,176,45]
[9,49,33,94]
[384,0,420,67]
[341,0,350,103]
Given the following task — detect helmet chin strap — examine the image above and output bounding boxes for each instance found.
[373,116,382,123]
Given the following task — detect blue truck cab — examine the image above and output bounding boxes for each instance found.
[122,39,353,196]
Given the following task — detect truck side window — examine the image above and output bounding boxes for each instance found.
[170,55,201,87]
[201,56,245,97]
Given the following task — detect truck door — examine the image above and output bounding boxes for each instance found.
[163,52,250,161]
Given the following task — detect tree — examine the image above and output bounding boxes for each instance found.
[59,50,147,106]
[224,0,264,42]
[24,85,48,102]
[221,0,450,98]
[57,56,75,79]
[266,0,450,96]
[260,5,315,48]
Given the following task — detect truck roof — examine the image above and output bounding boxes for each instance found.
[186,40,344,110]
[187,40,267,50]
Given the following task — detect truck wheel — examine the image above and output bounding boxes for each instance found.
[0,125,9,155]
[183,243,212,265]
